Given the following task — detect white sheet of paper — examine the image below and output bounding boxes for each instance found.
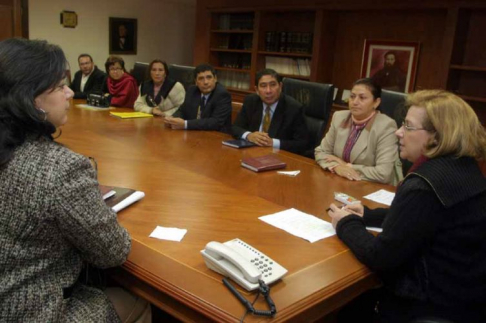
[277,170,301,176]
[149,226,187,242]
[333,87,339,100]
[259,208,335,243]
[364,189,395,206]
[75,104,115,110]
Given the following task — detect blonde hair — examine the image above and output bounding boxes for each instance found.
[406,90,486,160]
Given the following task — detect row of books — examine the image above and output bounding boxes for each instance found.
[218,70,250,90]
[215,34,253,50]
[265,56,311,77]
[218,13,254,30]
[218,53,251,70]
[265,32,313,54]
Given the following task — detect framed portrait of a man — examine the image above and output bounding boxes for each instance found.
[109,17,137,55]
[361,40,420,93]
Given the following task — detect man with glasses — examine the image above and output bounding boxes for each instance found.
[164,64,232,133]
[69,54,106,99]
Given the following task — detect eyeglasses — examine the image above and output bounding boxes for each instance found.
[401,121,428,132]
[109,67,123,72]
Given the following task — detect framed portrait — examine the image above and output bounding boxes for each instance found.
[361,39,420,93]
[109,17,137,55]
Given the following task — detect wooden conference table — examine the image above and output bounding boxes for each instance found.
[58,100,393,322]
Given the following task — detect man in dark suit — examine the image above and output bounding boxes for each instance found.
[164,64,232,133]
[232,69,308,155]
[69,54,106,99]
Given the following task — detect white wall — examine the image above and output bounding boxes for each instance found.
[29,0,196,75]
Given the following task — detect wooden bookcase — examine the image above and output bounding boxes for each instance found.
[446,8,486,122]
[195,1,486,124]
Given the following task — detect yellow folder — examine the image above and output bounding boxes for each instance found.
[109,112,153,119]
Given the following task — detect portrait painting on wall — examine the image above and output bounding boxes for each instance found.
[109,17,137,55]
[361,40,420,93]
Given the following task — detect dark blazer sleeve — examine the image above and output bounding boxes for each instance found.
[172,86,195,118]
[277,96,309,155]
[231,94,261,138]
[84,67,107,94]
[186,83,232,132]
[70,71,83,99]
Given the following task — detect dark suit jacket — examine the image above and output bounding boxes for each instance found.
[174,83,232,133]
[232,93,309,155]
[69,66,107,99]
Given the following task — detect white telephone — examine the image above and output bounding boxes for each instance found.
[201,238,288,291]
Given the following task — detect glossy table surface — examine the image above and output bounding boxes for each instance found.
[58,101,392,322]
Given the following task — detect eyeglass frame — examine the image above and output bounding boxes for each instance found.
[401,121,432,132]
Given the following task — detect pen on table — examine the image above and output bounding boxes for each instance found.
[326,205,361,215]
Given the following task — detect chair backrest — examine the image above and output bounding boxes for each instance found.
[132,62,150,86]
[380,89,407,128]
[379,89,411,176]
[282,77,334,158]
[167,64,196,90]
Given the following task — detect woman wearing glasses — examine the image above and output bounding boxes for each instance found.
[133,59,185,116]
[103,55,139,107]
[329,90,486,322]
[315,78,402,185]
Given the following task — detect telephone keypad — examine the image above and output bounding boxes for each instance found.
[224,238,287,287]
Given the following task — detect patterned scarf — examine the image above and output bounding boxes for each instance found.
[342,111,376,163]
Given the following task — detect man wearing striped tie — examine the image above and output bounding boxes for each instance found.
[231,69,308,155]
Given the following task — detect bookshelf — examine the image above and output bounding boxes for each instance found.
[209,12,255,92]
[446,8,486,122]
[207,10,318,99]
[195,1,486,124]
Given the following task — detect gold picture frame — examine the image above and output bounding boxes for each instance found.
[61,11,78,28]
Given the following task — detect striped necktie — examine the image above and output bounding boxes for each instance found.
[262,105,271,133]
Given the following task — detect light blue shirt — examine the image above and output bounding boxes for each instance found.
[242,101,280,149]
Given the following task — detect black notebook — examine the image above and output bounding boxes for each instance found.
[222,139,256,149]
[99,185,145,213]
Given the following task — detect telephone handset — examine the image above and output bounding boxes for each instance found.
[201,238,288,291]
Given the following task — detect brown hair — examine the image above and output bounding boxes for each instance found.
[148,59,169,79]
[104,55,125,73]
[406,90,486,160]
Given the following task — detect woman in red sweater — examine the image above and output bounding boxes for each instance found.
[103,56,138,107]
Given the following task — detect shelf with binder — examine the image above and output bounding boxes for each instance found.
[210,31,253,51]
[217,69,252,91]
[261,55,312,78]
[210,51,252,71]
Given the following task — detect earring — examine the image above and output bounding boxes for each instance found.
[38,108,48,122]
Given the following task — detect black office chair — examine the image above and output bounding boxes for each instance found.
[131,62,150,86]
[167,64,196,90]
[379,89,412,176]
[282,78,334,159]
[380,89,407,128]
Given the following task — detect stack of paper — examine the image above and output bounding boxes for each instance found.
[259,208,335,243]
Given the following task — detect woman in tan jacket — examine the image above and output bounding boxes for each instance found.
[315,78,402,185]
